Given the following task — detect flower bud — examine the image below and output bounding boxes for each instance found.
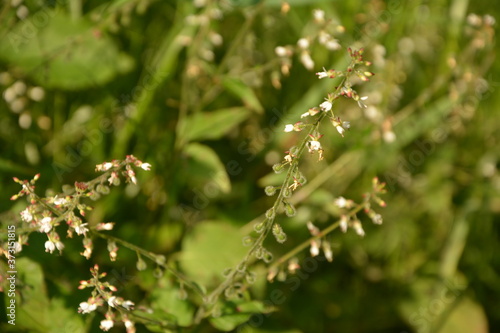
[265,186,277,196]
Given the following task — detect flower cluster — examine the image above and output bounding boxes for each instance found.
[273,9,345,88]
[9,155,151,259]
[282,47,373,162]
[78,265,136,332]
[336,177,387,237]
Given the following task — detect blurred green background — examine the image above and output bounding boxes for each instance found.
[0,0,498,332]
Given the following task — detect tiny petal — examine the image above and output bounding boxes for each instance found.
[284,124,294,132]
[140,163,151,171]
[297,38,309,49]
[100,319,114,331]
[319,101,332,111]
[45,240,55,253]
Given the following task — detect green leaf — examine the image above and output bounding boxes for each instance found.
[437,297,488,333]
[184,143,231,194]
[3,258,85,333]
[0,10,134,90]
[149,278,195,327]
[184,107,251,142]
[209,300,270,332]
[178,221,248,287]
[222,77,264,114]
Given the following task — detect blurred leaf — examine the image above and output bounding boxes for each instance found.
[0,10,134,90]
[209,300,270,332]
[184,107,251,142]
[437,297,488,333]
[4,258,85,333]
[178,221,248,287]
[184,143,231,194]
[222,77,264,114]
[149,278,195,327]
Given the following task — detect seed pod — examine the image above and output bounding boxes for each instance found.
[265,186,277,196]
[284,201,297,217]
[272,163,285,174]
[265,207,276,220]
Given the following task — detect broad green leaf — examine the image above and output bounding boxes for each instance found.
[184,107,251,142]
[222,77,264,114]
[184,143,231,194]
[0,10,134,90]
[178,221,248,287]
[437,297,488,333]
[149,277,195,327]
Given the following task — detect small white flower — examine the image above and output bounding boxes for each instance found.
[308,140,322,152]
[100,319,114,331]
[297,38,309,50]
[335,196,348,208]
[275,46,288,57]
[284,124,294,132]
[316,67,329,79]
[353,220,365,237]
[53,196,67,206]
[79,302,97,314]
[74,223,89,236]
[319,101,332,112]
[342,121,350,129]
[20,208,33,222]
[310,240,320,257]
[325,39,341,50]
[45,240,55,253]
[340,215,348,233]
[372,213,383,225]
[39,216,52,233]
[103,162,113,171]
[300,51,314,70]
[313,9,325,23]
[140,162,151,171]
[300,112,310,118]
[357,96,368,109]
[122,300,135,310]
[55,241,65,252]
[336,126,345,137]
[108,296,118,307]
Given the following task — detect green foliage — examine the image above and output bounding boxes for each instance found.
[0,0,499,332]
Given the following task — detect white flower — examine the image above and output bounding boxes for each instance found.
[108,296,118,308]
[100,319,114,331]
[53,196,67,206]
[357,96,368,108]
[308,140,322,152]
[275,46,288,57]
[342,121,350,129]
[319,101,332,111]
[45,240,55,253]
[20,208,33,222]
[353,220,365,237]
[284,124,294,132]
[300,112,310,118]
[316,69,329,79]
[372,213,383,225]
[78,302,97,314]
[325,39,341,50]
[55,241,65,252]
[313,9,325,23]
[39,216,52,233]
[310,240,320,257]
[74,223,89,236]
[297,38,309,49]
[336,126,345,137]
[335,196,348,208]
[122,300,135,310]
[300,51,314,70]
[340,215,348,233]
[140,162,151,171]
